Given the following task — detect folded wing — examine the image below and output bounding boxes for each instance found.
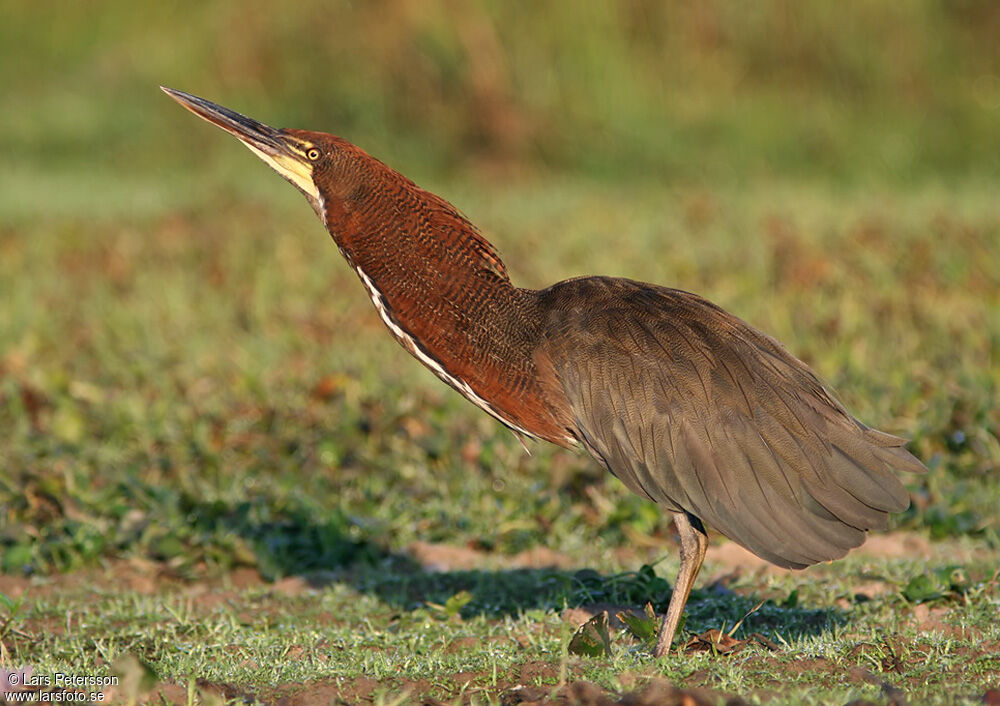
[539,277,925,569]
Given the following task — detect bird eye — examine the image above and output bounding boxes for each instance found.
[306,148,321,161]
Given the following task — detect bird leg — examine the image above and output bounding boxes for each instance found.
[653,511,708,657]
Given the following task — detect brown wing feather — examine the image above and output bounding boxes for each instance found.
[538,276,925,569]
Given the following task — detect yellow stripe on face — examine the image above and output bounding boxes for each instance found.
[242,143,319,201]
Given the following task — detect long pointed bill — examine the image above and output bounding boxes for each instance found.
[160,86,319,204]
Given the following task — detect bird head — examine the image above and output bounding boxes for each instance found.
[161,86,366,222]
[161,86,511,292]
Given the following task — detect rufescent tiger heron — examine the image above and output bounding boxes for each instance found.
[162,87,926,657]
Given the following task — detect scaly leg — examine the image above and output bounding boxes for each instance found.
[653,511,708,657]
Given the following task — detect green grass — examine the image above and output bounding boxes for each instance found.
[3,539,999,704]
[3,181,999,577]
[1,178,998,703]
[2,2,1000,701]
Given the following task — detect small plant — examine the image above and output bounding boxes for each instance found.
[902,566,969,603]
[618,602,658,646]
[0,592,27,664]
[426,590,473,621]
[568,611,612,657]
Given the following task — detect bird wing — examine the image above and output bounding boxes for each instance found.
[538,277,925,569]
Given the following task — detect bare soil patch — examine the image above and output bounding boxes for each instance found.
[407,541,576,571]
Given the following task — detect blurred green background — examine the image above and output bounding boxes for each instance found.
[4,0,1000,222]
[1,0,998,578]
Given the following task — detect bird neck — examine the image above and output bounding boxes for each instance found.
[317,164,572,445]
